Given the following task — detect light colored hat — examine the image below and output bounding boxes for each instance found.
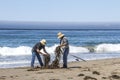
[40,39,47,45]
[57,32,64,39]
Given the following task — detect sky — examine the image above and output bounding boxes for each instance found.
[0,0,120,22]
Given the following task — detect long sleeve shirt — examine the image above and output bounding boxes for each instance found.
[60,37,69,49]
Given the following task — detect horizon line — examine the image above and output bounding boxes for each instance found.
[0,20,120,23]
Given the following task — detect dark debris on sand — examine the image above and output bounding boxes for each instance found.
[78,73,85,77]
[49,79,60,80]
[27,68,39,71]
[92,71,100,75]
[102,77,108,79]
[110,74,120,79]
[84,76,97,80]
[0,76,6,80]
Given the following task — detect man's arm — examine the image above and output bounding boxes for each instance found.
[36,49,47,55]
[43,47,48,54]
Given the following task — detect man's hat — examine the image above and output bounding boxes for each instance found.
[40,39,47,45]
[57,32,64,39]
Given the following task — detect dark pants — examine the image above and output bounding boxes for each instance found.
[31,51,43,68]
[63,47,69,68]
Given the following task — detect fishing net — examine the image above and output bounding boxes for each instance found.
[43,54,50,68]
[50,46,62,69]
[43,46,62,69]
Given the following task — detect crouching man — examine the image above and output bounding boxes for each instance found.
[31,39,49,69]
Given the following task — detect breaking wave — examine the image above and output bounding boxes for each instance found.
[95,43,120,53]
[0,44,89,56]
[1,43,120,56]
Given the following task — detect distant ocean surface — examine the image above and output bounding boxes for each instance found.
[1,29,120,68]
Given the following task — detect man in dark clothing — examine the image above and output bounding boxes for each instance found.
[31,39,48,68]
[57,32,69,68]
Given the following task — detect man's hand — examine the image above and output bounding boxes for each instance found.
[58,45,62,48]
[36,49,49,56]
[42,53,49,56]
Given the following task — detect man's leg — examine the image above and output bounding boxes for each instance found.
[31,52,36,68]
[36,53,44,67]
[63,48,69,68]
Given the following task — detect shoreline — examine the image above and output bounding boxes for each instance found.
[0,58,120,80]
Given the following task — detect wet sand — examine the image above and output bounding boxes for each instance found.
[0,58,120,80]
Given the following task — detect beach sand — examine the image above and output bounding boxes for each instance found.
[0,58,120,80]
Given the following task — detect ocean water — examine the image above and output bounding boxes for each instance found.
[1,29,120,68]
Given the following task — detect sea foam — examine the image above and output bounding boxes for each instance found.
[95,43,120,53]
[0,44,89,56]
[1,43,120,56]
[0,46,31,56]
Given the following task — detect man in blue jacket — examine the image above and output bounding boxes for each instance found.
[31,39,48,69]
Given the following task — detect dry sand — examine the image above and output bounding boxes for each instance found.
[0,58,120,80]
